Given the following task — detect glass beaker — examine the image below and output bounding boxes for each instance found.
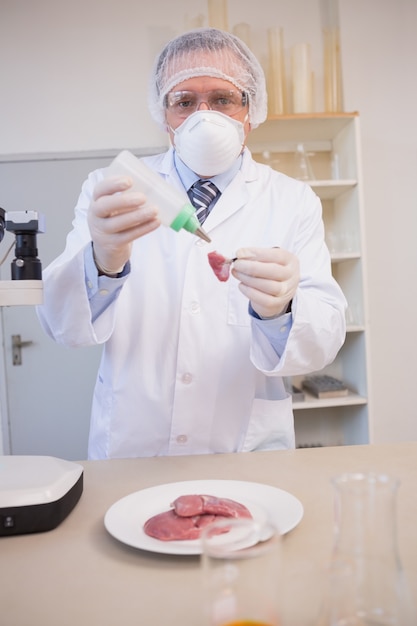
[320,0,344,112]
[318,472,415,625]
[232,23,252,49]
[267,27,287,116]
[207,0,228,31]
[291,43,314,113]
[201,518,282,626]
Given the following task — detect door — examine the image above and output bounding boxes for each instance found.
[0,154,111,460]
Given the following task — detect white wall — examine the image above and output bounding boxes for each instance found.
[0,0,328,154]
[339,0,417,442]
[1,0,416,443]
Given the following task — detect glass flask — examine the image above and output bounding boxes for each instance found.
[318,472,415,625]
[293,143,315,180]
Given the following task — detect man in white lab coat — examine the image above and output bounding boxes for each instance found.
[37,28,346,459]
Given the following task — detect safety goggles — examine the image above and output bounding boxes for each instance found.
[165,89,248,119]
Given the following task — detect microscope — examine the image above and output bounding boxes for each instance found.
[0,207,45,305]
[0,208,83,534]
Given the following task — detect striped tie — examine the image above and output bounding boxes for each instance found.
[188,179,220,225]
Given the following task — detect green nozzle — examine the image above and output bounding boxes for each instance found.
[170,203,212,241]
[170,203,200,234]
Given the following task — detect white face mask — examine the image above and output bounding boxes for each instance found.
[171,110,246,177]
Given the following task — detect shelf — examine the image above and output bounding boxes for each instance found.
[309,179,358,200]
[267,112,359,121]
[250,112,359,144]
[293,391,367,411]
[330,252,361,263]
[346,324,365,333]
[249,113,369,447]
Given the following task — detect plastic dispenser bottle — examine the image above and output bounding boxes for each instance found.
[106,150,211,243]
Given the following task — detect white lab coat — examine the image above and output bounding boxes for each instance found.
[37,147,346,459]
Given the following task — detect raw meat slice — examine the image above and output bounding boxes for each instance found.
[143,494,252,541]
[144,510,203,541]
[171,494,203,517]
[143,509,229,541]
[172,494,252,519]
[208,251,233,282]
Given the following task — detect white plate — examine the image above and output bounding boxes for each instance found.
[104,479,303,555]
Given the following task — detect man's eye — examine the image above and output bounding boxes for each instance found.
[177,99,194,108]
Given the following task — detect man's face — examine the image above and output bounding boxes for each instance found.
[164,76,251,143]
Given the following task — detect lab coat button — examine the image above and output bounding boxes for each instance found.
[190,301,200,314]
[182,373,193,384]
[176,434,188,444]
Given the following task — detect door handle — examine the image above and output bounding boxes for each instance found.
[12,334,34,366]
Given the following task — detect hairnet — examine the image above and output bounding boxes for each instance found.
[148,27,267,129]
